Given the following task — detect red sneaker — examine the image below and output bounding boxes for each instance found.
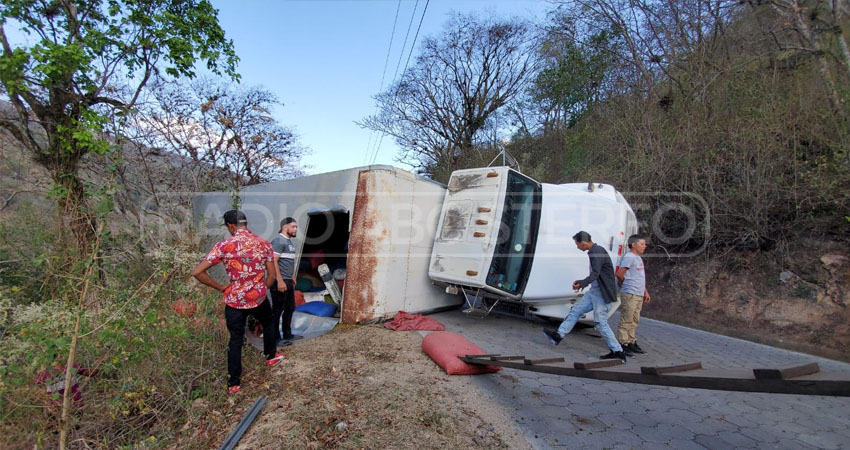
[265,352,285,367]
[227,385,241,394]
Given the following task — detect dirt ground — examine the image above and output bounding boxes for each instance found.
[176,325,530,449]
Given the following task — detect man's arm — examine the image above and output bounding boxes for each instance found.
[192,260,229,293]
[615,267,628,285]
[273,254,286,291]
[644,288,651,303]
[264,260,276,289]
[575,251,603,288]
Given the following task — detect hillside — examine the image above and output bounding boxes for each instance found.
[645,243,850,361]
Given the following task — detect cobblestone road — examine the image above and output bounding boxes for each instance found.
[430,310,850,449]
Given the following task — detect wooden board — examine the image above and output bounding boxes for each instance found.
[458,357,850,397]
[524,357,565,365]
[464,354,501,359]
[641,362,703,375]
[754,363,820,380]
[489,356,526,361]
[575,359,623,370]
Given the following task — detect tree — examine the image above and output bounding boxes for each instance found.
[131,77,306,204]
[550,0,740,100]
[359,14,534,181]
[746,0,850,114]
[516,29,614,133]
[0,0,238,252]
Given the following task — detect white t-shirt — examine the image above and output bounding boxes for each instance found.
[620,252,645,296]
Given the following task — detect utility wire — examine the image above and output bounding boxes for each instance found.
[371,0,430,165]
[363,0,403,166]
[365,0,419,166]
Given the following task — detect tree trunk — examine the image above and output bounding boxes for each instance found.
[56,171,98,255]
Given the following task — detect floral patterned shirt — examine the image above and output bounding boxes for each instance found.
[204,228,274,309]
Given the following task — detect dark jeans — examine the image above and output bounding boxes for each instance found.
[270,279,296,341]
[224,300,277,387]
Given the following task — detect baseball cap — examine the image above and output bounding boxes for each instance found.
[223,209,248,225]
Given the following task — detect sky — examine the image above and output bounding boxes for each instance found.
[209,0,551,175]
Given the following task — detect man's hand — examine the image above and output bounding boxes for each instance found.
[644,291,651,303]
[572,281,581,291]
[278,280,287,292]
[192,260,227,293]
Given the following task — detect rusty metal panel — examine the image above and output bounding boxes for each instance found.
[344,168,459,323]
[343,169,384,324]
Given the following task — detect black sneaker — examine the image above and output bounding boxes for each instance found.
[600,351,627,363]
[543,329,562,345]
[629,342,646,354]
[622,345,635,357]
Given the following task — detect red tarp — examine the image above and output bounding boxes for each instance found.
[384,311,446,331]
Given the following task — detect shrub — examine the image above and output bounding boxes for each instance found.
[0,229,228,448]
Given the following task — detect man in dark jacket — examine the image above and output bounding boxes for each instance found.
[543,231,627,363]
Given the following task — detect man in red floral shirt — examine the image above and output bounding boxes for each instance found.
[192,210,284,393]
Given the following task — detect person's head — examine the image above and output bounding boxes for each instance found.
[627,234,647,255]
[280,217,297,237]
[572,231,593,251]
[223,209,248,235]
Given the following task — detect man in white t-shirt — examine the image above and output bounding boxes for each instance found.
[615,234,651,355]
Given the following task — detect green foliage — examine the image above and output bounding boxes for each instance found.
[509,1,850,249]
[530,30,613,128]
[0,204,60,299]
[54,107,111,157]
[0,232,228,448]
[0,0,239,250]
[0,47,29,93]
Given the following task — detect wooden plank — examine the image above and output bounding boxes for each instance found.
[754,363,820,380]
[489,356,525,361]
[641,362,703,375]
[524,357,565,365]
[574,359,623,370]
[458,357,850,397]
[464,354,501,359]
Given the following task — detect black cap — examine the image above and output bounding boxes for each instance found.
[223,209,248,225]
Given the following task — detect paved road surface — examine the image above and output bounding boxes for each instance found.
[430,310,850,449]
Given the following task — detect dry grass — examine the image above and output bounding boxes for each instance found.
[171,325,529,449]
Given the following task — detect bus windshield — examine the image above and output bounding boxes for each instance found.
[486,171,541,295]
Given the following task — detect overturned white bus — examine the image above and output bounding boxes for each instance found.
[428,166,638,321]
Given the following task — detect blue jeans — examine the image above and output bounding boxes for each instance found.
[556,288,623,352]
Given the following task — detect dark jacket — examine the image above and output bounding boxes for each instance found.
[576,243,618,304]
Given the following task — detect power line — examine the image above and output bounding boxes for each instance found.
[366,0,420,166]
[363,0,403,166]
[402,0,430,84]
[371,0,430,165]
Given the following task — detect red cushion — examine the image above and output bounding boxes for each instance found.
[421,331,501,375]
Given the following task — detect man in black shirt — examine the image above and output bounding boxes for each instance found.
[543,231,627,363]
